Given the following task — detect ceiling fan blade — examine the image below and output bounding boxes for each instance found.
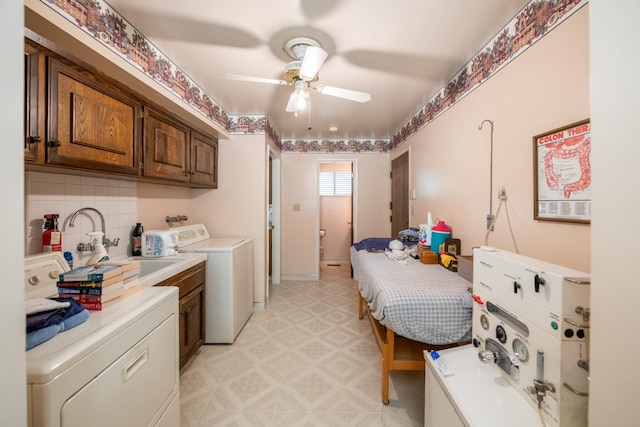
[285,92,298,112]
[225,73,288,85]
[300,46,328,80]
[314,85,371,103]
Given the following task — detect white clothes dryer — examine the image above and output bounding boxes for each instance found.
[25,252,180,427]
[172,224,254,344]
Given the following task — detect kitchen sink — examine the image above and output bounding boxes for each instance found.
[130,258,182,277]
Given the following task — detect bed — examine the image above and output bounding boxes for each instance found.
[351,238,472,403]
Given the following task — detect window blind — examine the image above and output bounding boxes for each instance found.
[319,171,352,196]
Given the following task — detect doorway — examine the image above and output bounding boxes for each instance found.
[318,161,354,267]
[268,149,281,292]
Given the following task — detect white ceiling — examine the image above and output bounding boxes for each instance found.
[106,0,530,141]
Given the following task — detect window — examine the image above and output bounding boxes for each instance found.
[319,171,352,196]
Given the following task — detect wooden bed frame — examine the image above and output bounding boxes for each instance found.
[358,293,469,404]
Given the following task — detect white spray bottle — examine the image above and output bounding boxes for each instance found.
[86,232,110,265]
[425,212,434,247]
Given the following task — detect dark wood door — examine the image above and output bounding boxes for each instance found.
[143,107,190,182]
[189,130,218,187]
[391,151,409,237]
[47,58,140,174]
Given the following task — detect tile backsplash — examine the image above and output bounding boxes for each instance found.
[25,172,139,265]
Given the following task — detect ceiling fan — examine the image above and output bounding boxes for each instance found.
[226,37,371,113]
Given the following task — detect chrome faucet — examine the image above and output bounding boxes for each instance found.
[68,207,120,250]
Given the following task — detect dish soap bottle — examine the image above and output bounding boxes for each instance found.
[132,222,143,256]
[42,214,62,252]
[86,232,110,265]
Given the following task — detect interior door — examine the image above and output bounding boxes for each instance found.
[391,151,409,237]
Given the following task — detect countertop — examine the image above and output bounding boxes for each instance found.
[115,253,208,287]
[424,345,541,427]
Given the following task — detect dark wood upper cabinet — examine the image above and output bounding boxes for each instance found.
[24,35,218,188]
[47,58,141,175]
[24,43,43,163]
[143,107,190,183]
[143,107,219,188]
[190,131,218,188]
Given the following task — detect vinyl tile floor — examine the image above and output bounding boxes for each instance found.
[179,262,425,426]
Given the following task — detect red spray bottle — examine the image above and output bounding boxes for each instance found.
[42,214,62,252]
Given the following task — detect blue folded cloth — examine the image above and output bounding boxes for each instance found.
[26,323,62,350]
[353,237,393,251]
[51,297,85,319]
[26,298,86,333]
[62,309,90,330]
[26,298,90,350]
[26,308,66,333]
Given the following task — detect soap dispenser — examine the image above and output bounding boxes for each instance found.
[86,232,110,265]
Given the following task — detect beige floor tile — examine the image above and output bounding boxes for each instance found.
[180,263,423,426]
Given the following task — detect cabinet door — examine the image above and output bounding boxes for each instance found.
[190,131,218,187]
[47,59,141,174]
[143,107,190,183]
[179,286,205,367]
[24,43,43,163]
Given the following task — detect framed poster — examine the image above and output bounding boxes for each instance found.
[533,119,591,223]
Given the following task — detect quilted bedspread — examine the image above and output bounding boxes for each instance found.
[351,246,472,345]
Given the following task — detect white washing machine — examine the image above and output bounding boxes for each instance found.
[172,224,254,344]
[25,252,180,427]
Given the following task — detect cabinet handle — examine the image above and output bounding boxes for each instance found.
[48,140,61,148]
[28,136,42,144]
[123,347,149,382]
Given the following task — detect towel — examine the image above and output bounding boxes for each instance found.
[25,298,90,350]
[62,309,90,330]
[26,298,86,333]
[440,254,456,267]
[25,298,70,316]
[26,308,90,350]
[26,308,66,333]
[26,323,62,350]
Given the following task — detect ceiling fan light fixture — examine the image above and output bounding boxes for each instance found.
[295,94,307,110]
[294,80,310,98]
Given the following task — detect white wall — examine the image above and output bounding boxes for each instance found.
[137,183,193,231]
[2,1,26,425]
[397,7,590,272]
[589,1,640,425]
[191,134,268,304]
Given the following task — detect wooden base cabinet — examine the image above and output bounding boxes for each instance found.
[155,262,206,368]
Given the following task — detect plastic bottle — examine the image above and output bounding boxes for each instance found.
[63,251,73,269]
[132,223,143,256]
[42,214,62,252]
[86,232,110,265]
